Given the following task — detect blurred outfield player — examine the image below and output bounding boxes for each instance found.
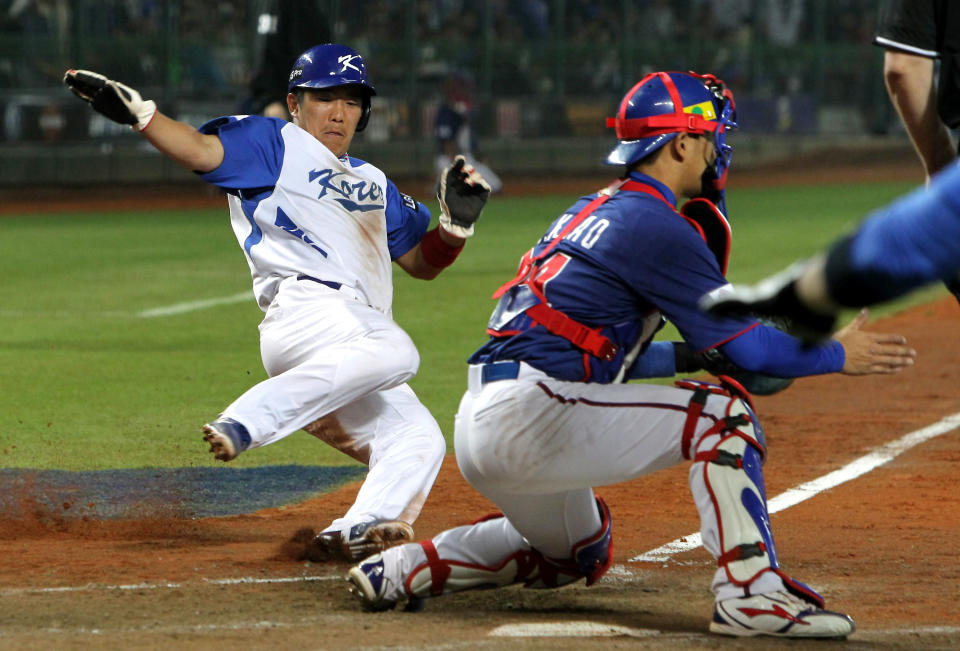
[63,43,491,562]
[434,72,502,194]
[344,71,915,639]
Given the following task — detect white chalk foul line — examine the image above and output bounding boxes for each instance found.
[631,411,960,563]
[137,291,251,318]
[0,574,340,597]
[490,622,659,638]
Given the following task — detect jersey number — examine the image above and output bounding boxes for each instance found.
[530,252,571,297]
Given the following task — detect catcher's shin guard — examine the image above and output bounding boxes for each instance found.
[406,497,613,599]
[684,383,825,607]
[525,495,613,589]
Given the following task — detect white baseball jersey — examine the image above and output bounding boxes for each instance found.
[197,115,430,313]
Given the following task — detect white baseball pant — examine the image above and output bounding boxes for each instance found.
[220,275,445,529]
[384,361,789,600]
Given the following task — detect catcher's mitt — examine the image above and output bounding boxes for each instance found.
[673,316,796,396]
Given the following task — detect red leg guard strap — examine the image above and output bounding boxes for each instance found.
[717,542,767,567]
[418,540,452,597]
[681,387,710,460]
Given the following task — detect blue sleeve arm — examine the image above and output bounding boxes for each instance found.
[718,324,845,377]
[627,341,678,379]
[197,115,285,191]
[827,163,960,306]
[385,180,432,259]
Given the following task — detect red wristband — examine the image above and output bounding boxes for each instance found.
[420,226,464,269]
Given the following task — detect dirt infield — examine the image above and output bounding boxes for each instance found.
[1,296,958,649]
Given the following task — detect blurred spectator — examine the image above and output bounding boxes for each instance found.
[244,0,331,119]
[2,0,65,35]
[755,0,806,130]
[2,0,69,85]
[691,0,752,89]
[177,0,248,93]
[759,0,804,46]
[510,0,549,39]
[38,102,64,141]
[635,0,680,41]
[434,71,502,194]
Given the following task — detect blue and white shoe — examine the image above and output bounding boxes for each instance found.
[201,417,251,462]
[710,591,855,639]
[347,553,402,611]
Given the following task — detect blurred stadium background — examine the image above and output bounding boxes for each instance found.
[0,0,915,189]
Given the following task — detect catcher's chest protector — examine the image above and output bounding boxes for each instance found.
[488,178,684,363]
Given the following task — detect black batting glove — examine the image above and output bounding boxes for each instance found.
[437,155,491,238]
[63,69,157,131]
[700,262,838,342]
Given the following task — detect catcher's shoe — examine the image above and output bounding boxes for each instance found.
[346,552,422,612]
[308,520,414,562]
[710,591,855,639]
[201,417,251,462]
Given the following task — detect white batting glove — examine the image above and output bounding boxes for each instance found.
[437,155,491,238]
[63,69,157,131]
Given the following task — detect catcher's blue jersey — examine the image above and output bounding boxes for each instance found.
[471,172,843,382]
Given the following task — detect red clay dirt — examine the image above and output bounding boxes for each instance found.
[1,159,958,649]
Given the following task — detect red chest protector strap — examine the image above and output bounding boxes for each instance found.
[489,179,672,362]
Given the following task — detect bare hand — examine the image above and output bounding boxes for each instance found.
[833,309,916,375]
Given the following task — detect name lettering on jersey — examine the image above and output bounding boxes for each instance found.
[308,168,384,212]
[541,213,611,250]
[274,207,328,257]
[579,218,610,248]
[543,213,574,241]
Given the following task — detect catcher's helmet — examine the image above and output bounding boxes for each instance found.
[288,43,377,131]
[604,71,737,185]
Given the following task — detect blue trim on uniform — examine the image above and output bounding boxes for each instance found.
[296,275,342,290]
[197,115,287,256]
[239,197,264,254]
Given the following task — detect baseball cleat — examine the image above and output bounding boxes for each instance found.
[308,520,414,562]
[346,553,397,611]
[201,417,251,462]
[346,552,423,612]
[710,591,855,639]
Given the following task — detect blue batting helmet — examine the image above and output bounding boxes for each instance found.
[288,43,377,131]
[604,71,737,185]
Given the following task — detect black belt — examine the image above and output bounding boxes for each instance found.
[480,361,521,384]
[297,275,342,291]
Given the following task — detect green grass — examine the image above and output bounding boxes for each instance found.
[1,180,943,470]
